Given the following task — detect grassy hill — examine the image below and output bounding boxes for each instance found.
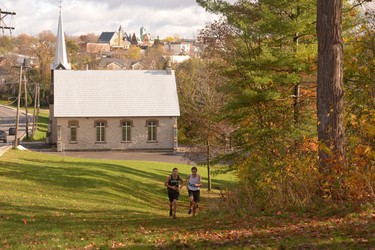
[0,149,234,249]
[0,150,373,249]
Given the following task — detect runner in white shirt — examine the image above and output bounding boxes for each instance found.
[186,166,202,216]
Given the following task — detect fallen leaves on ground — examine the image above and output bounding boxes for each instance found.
[152,209,375,249]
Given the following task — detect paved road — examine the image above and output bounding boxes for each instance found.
[0,104,33,126]
[1,141,187,164]
[46,150,187,164]
[0,104,34,144]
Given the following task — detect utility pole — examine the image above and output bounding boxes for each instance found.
[23,61,29,139]
[14,59,30,148]
[0,9,16,35]
[32,83,40,135]
[14,64,23,148]
[32,83,37,134]
[37,83,40,124]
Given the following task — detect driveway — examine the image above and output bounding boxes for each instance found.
[19,142,187,164]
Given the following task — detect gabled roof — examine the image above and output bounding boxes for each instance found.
[98,32,116,43]
[98,58,126,68]
[54,70,180,117]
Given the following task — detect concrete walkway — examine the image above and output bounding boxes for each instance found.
[0,144,12,157]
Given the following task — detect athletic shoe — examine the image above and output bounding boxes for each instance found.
[169,209,173,216]
[188,208,192,215]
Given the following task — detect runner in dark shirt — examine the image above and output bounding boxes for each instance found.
[164,168,184,219]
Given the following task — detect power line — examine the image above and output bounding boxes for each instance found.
[0,7,16,35]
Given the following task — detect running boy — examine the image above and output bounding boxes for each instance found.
[186,166,202,216]
[164,167,184,219]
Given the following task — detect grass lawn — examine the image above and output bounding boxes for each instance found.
[0,150,374,249]
[22,108,49,142]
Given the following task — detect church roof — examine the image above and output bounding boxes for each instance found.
[53,70,180,117]
[98,32,116,43]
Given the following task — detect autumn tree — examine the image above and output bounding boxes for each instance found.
[79,33,98,43]
[163,36,176,43]
[31,30,55,106]
[0,46,19,97]
[65,37,81,69]
[0,35,14,53]
[125,46,142,61]
[142,45,166,70]
[343,4,375,201]
[176,58,229,190]
[14,33,35,55]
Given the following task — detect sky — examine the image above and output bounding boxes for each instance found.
[1,0,236,39]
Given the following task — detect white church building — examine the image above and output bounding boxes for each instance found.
[47,10,180,152]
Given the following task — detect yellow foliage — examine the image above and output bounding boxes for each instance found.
[354,145,371,155]
[319,142,334,157]
[349,114,358,126]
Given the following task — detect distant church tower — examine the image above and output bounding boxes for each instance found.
[47,2,70,145]
[140,26,147,40]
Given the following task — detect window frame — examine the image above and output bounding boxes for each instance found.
[94,120,107,143]
[146,120,158,142]
[120,119,133,142]
[68,120,79,143]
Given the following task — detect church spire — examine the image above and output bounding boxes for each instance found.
[52,1,71,70]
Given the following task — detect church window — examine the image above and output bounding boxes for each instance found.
[68,120,79,143]
[95,120,107,142]
[146,120,158,142]
[120,120,133,142]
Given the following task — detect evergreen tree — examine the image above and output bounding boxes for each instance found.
[197,0,319,210]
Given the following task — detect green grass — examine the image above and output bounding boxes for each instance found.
[0,100,9,105]
[0,150,235,249]
[24,108,49,141]
[0,150,373,249]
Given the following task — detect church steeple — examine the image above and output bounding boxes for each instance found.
[52,2,71,70]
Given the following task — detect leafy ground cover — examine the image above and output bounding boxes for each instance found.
[0,150,373,249]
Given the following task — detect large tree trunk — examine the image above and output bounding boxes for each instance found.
[316,0,346,171]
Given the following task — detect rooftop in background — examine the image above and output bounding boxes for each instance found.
[97,32,116,43]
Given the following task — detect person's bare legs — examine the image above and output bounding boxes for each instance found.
[169,202,173,216]
[173,199,177,219]
[188,196,194,214]
[192,201,198,216]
